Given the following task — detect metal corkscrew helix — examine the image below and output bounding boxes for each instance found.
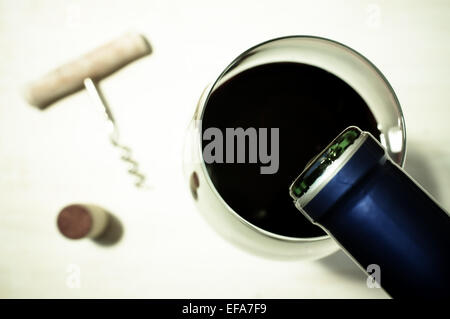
[84,78,147,188]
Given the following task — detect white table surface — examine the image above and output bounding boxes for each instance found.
[0,0,449,298]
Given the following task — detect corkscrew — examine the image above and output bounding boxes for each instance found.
[22,33,152,188]
[84,78,147,188]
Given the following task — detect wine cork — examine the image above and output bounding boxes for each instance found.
[57,204,110,239]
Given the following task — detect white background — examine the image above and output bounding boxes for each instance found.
[0,0,449,298]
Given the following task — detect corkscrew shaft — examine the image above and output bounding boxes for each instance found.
[84,78,147,188]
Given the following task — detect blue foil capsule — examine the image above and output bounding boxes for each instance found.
[290,126,450,298]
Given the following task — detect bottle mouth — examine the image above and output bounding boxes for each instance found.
[289,126,363,202]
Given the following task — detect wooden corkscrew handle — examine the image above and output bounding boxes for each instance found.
[23,32,152,109]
